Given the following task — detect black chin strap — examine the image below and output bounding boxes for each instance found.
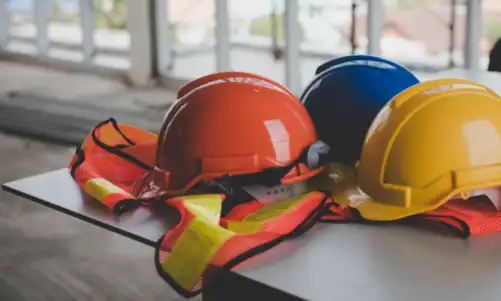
[204,176,256,217]
[209,140,333,217]
[231,140,332,187]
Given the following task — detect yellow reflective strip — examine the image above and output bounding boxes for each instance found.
[83,178,131,202]
[161,216,234,290]
[242,194,306,222]
[224,220,262,234]
[225,194,308,233]
[182,194,223,225]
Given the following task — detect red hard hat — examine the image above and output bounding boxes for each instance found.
[135,72,327,198]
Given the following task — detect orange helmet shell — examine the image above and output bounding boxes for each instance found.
[137,72,321,197]
[177,71,296,99]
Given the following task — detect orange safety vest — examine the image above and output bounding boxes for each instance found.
[69,118,158,214]
[332,195,501,238]
[155,191,351,297]
[70,118,354,297]
[406,196,501,238]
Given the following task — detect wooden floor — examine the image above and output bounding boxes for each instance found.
[0,133,196,301]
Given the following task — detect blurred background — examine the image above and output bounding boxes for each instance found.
[0,1,499,300]
[1,0,495,138]
[1,0,498,90]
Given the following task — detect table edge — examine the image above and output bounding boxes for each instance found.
[2,171,307,300]
[203,266,307,301]
[1,179,157,248]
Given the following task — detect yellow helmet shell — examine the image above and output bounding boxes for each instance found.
[334,78,501,220]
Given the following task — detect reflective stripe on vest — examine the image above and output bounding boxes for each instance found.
[69,118,156,214]
[83,178,136,208]
[155,191,331,298]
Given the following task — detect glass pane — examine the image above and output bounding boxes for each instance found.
[299,0,367,90]
[91,0,130,69]
[5,0,37,54]
[228,0,285,85]
[482,0,501,71]
[7,0,35,38]
[382,0,458,71]
[92,0,130,51]
[162,0,216,79]
[49,0,82,45]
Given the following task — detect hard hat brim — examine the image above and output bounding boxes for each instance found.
[332,173,443,221]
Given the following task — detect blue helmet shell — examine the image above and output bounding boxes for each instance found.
[300,55,420,166]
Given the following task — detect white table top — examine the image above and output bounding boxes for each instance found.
[2,168,177,247]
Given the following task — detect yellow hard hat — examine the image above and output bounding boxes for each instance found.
[333,78,501,221]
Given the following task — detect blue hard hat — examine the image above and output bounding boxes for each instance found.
[300,54,420,166]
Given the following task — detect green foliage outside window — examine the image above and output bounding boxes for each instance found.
[249,13,305,42]
[484,19,501,45]
[51,0,127,29]
[92,0,126,29]
[391,0,435,10]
